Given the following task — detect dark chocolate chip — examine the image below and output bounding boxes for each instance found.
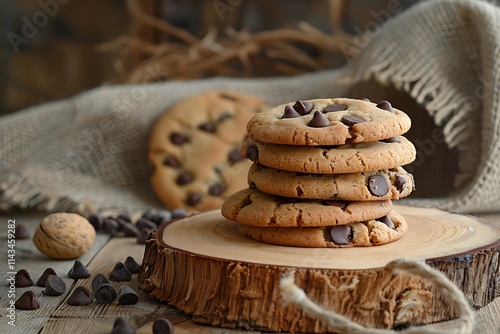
[67,286,92,306]
[394,175,406,193]
[124,256,141,274]
[245,144,259,161]
[153,210,173,225]
[170,132,188,145]
[117,213,131,223]
[381,137,401,143]
[341,114,366,126]
[241,198,252,208]
[249,182,257,189]
[330,225,352,245]
[37,268,57,287]
[121,222,140,237]
[117,286,139,305]
[43,275,66,296]
[323,103,347,112]
[308,111,330,128]
[186,192,203,207]
[176,171,193,185]
[141,208,157,222]
[171,208,188,219]
[92,274,110,293]
[88,213,104,232]
[15,269,33,287]
[282,105,301,119]
[323,200,348,209]
[95,283,117,304]
[376,100,395,114]
[153,318,174,334]
[112,317,136,334]
[368,175,389,197]
[208,183,226,196]
[68,260,91,279]
[228,148,244,163]
[15,291,40,310]
[109,262,132,281]
[102,217,119,234]
[198,122,216,133]
[15,224,31,239]
[136,218,157,231]
[163,156,180,168]
[377,215,395,229]
[293,100,314,115]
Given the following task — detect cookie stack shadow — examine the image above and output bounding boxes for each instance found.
[222,98,417,248]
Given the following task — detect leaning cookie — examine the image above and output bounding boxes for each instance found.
[248,164,415,201]
[149,90,265,211]
[239,210,408,248]
[221,188,392,228]
[246,98,411,146]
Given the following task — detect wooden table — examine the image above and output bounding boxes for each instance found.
[1,211,500,334]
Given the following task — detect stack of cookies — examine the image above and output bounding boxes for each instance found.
[221,98,417,248]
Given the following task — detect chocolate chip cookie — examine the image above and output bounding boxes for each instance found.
[248,164,415,201]
[149,91,265,211]
[246,98,411,146]
[221,188,392,227]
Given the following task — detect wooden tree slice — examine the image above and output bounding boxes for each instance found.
[138,205,500,332]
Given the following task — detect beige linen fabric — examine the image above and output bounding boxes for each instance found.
[1,0,499,214]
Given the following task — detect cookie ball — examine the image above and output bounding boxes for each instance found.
[33,213,96,260]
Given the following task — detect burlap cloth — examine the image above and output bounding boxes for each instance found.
[1,0,499,215]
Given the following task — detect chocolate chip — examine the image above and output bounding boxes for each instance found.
[323,200,347,209]
[323,103,347,112]
[198,122,216,133]
[249,182,257,189]
[208,183,226,196]
[15,291,40,310]
[172,208,188,219]
[381,137,401,143]
[15,269,33,287]
[377,215,396,229]
[102,217,119,234]
[245,144,259,161]
[117,286,139,305]
[121,222,140,237]
[163,156,180,168]
[153,318,174,334]
[67,286,92,306]
[341,114,366,126]
[117,213,131,223]
[330,225,352,245]
[308,111,330,128]
[282,105,301,119]
[153,210,173,225]
[241,198,252,208]
[88,213,104,232]
[275,196,300,204]
[95,283,117,304]
[109,262,132,282]
[43,275,66,296]
[228,148,244,163]
[395,175,406,193]
[376,100,395,114]
[186,192,202,206]
[176,171,193,185]
[112,317,136,334]
[293,100,313,115]
[68,260,91,279]
[124,256,141,274]
[92,274,110,293]
[141,208,157,222]
[170,132,188,145]
[15,224,31,239]
[368,175,389,197]
[136,218,157,231]
[37,268,58,287]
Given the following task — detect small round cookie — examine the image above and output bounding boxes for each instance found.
[246,98,411,146]
[239,210,407,248]
[241,136,416,174]
[248,164,415,201]
[221,188,393,227]
[149,91,265,211]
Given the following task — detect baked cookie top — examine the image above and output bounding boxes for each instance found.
[241,136,416,174]
[246,98,411,146]
[149,90,265,211]
[248,164,415,201]
[221,188,392,227]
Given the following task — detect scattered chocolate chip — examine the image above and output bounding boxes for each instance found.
[293,100,313,115]
[330,225,352,245]
[153,318,174,334]
[208,183,226,196]
[153,210,173,225]
[88,213,104,232]
[136,218,157,231]
[170,133,188,145]
[395,175,406,193]
[68,260,91,279]
[376,100,395,114]
[112,317,136,334]
[249,182,257,189]
[124,256,141,274]
[186,192,203,207]
[171,208,188,219]
[43,275,66,296]
[95,283,117,304]
[377,215,396,229]
[241,198,253,208]
[323,103,347,112]
[92,274,110,293]
[228,148,244,163]
[368,175,390,197]
[37,268,57,287]
[15,291,40,310]
[136,228,151,245]
[245,144,259,161]
[141,208,157,222]
[308,111,330,128]
[282,105,301,119]
[341,114,366,126]
[117,213,131,223]
[198,122,216,133]
[382,137,401,143]
[67,286,92,306]
[117,286,139,305]
[121,222,140,237]
[109,262,132,282]
[323,200,348,209]
[15,224,31,239]
[163,156,180,168]
[102,217,119,234]
[15,269,33,288]
[176,171,193,185]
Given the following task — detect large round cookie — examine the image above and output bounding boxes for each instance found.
[246,98,411,146]
[221,188,393,227]
[241,136,416,174]
[248,164,415,201]
[149,91,265,211]
[239,210,407,248]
